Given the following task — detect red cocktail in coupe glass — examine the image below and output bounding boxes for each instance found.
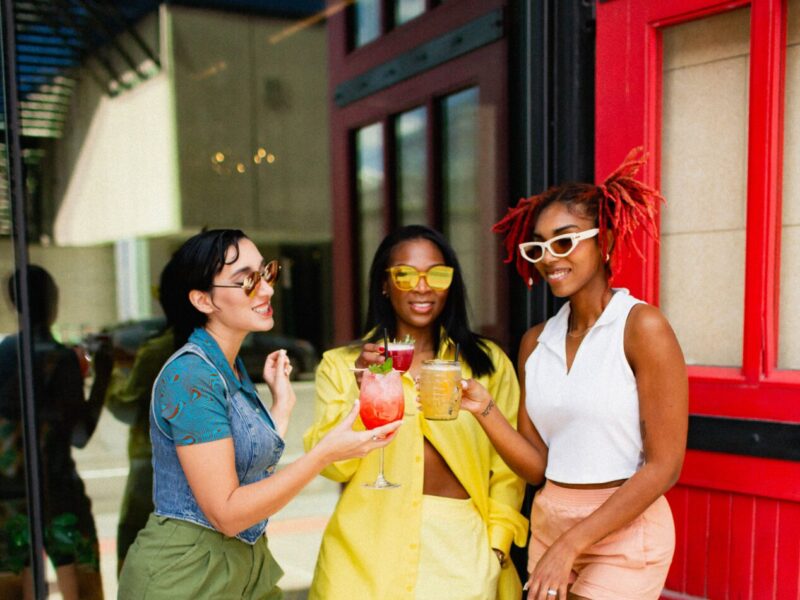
[386,341,414,373]
[359,368,404,488]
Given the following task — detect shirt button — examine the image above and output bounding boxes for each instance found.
[415,456,422,463]
[409,543,417,550]
[406,585,413,592]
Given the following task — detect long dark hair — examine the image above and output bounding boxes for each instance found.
[363,225,494,377]
[160,229,248,346]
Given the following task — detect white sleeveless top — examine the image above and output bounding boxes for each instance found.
[525,289,645,484]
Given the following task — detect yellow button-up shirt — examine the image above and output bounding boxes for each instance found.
[303,337,528,599]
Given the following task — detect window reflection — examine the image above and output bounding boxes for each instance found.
[356,123,385,320]
[354,0,381,48]
[395,0,426,26]
[441,88,482,327]
[396,107,428,226]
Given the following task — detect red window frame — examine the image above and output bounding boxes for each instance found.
[596,0,798,425]
[327,0,509,343]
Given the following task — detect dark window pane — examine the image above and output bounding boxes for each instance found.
[356,123,385,317]
[395,107,427,226]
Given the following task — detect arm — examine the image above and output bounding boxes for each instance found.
[460,325,548,485]
[302,350,365,482]
[483,346,530,558]
[526,304,688,600]
[177,402,400,537]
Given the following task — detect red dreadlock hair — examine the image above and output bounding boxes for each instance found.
[492,147,663,288]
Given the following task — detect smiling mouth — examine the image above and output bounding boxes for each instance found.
[546,268,571,282]
[410,301,434,313]
[252,303,272,316]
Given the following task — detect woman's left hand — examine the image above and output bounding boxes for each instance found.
[524,537,578,600]
[263,350,296,405]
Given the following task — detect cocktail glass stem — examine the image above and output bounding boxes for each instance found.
[364,448,399,489]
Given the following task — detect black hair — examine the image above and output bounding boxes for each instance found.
[7,264,58,327]
[363,225,495,377]
[160,229,248,346]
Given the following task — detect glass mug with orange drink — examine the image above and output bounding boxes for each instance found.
[418,359,462,420]
[359,359,405,488]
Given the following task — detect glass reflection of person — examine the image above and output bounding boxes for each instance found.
[304,225,528,600]
[105,258,181,575]
[0,265,111,600]
[117,229,400,599]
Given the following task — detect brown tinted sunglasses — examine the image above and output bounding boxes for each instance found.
[211,259,281,297]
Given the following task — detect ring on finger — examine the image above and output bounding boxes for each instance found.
[546,590,558,597]
[371,435,378,441]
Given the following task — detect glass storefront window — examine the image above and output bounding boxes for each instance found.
[660,8,750,367]
[396,107,427,226]
[356,122,385,319]
[441,87,483,328]
[354,0,381,48]
[395,0,426,26]
[779,0,800,370]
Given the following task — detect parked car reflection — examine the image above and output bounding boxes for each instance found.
[93,318,318,381]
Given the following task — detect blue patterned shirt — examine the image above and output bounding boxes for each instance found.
[153,328,272,445]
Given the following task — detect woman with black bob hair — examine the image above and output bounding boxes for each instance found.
[305,225,528,599]
[118,229,400,599]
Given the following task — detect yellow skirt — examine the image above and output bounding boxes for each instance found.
[416,495,501,600]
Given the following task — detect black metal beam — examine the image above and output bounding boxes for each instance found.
[688,416,800,461]
[0,0,47,596]
[334,9,504,107]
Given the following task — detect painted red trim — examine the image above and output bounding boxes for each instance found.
[330,121,357,343]
[742,0,786,382]
[597,0,798,423]
[679,450,800,502]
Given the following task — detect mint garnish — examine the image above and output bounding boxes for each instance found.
[368,357,393,374]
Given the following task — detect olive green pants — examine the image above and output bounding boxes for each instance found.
[118,514,283,599]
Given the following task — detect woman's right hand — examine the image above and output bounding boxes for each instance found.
[317,401,401,463]
[353,342,386,387]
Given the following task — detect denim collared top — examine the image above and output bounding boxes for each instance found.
[150,328,285,544]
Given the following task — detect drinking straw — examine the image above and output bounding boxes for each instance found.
[383,328,390,359]
[454,343,460,362]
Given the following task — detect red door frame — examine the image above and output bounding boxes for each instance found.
[596,0,798,420]
[327,0,509,343]
[596,1,799,596]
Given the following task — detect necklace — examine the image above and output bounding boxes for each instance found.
[567,312,596,338]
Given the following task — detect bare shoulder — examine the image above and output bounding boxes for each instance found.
[624,302,684,367]
[625,303,676,342]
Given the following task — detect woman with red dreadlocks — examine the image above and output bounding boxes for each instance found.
[459,149,688,600]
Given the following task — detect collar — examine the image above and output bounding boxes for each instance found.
[537,288,631,357]
[188,328,252,394]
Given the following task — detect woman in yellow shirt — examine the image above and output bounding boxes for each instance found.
[304,225,528,600]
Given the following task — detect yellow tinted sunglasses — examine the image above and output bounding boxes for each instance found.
[386,265,454,291]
